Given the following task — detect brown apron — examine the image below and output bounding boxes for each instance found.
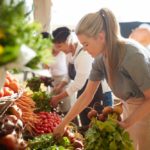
[122,98,150,150]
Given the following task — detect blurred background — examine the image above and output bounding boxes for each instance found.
[25,0,150,32]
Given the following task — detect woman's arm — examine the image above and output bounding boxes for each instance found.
[120,88,150,128]
[53,80,100,137]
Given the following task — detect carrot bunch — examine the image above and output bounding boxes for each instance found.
[0,71,20,97]
[15,92,39,135]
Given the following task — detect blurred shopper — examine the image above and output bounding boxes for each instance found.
[41,32,71,113]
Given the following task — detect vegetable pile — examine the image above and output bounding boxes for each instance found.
[27,133,73,150]
[26,76,54,112]
[0,115,27,150]
[31,91,52,112]
[34,112,62,135]
[26,77,42,92]
[26,76,54,92]
[28,124,84,150]
[14,92,39,135]
[0,72,20,97]
[64,125,84,150]
[84,105,134,150]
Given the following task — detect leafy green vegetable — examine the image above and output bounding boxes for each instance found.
[0,0,53,68]
[25,32,53,69]
[28,133,54,150]
[57,136,71,147]
[32,91,53,112]
[85,117,134,150]
[27,134,73,150]
[0,0,25,65]
[26,77,42,92]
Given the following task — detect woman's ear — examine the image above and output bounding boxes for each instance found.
[98,31,105,42]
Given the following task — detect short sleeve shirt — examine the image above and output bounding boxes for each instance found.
[89,40,150,100]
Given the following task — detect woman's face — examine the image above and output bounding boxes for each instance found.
[77,33,105,58]
[54,42,70,54]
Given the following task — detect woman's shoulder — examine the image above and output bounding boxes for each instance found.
[125,39,147,54]
[122,39,150,66]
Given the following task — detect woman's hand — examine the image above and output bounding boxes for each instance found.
[118,121,129,129]
[50,95,61,108]
[53,123,66,138]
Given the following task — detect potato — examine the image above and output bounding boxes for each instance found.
[87,109,97,120]
[113,103,123,114]
[102,106,113,116]
[97,114,106,122]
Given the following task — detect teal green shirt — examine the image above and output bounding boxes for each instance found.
[89,40,150,100]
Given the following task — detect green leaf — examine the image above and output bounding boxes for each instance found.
[109,141,117,150]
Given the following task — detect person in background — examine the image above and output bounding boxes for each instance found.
[52,8,150,150]
[129,23,150,49]
[41,32,71,114]
[50,27,112,127]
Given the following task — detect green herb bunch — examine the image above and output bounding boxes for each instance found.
[0,0,52,68]
[32,91,53,112]
[26,77,42,92]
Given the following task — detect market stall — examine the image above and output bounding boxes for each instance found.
[0,1,134,150]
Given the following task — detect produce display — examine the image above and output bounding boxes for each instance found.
[26,76,54,112]
[32,91,52,112]
[34,112,62,135]
[0,71,134,150]
[0,115,27,150]
[26,77,42,92]
[26,76,54,92]
[84,106,134,150]
[27,133,72,150]
[0,0,134,146]
[14,92,39,135]
[27,124,84,150]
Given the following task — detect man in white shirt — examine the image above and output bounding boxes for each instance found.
[41,32,71,113]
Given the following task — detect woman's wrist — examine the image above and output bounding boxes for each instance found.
[119,120,130,129]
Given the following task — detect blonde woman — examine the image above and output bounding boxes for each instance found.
[53,8,150,150]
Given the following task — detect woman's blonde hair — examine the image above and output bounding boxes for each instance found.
[75,8,125,86]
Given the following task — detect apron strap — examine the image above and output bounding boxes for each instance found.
[68,48,83,80]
